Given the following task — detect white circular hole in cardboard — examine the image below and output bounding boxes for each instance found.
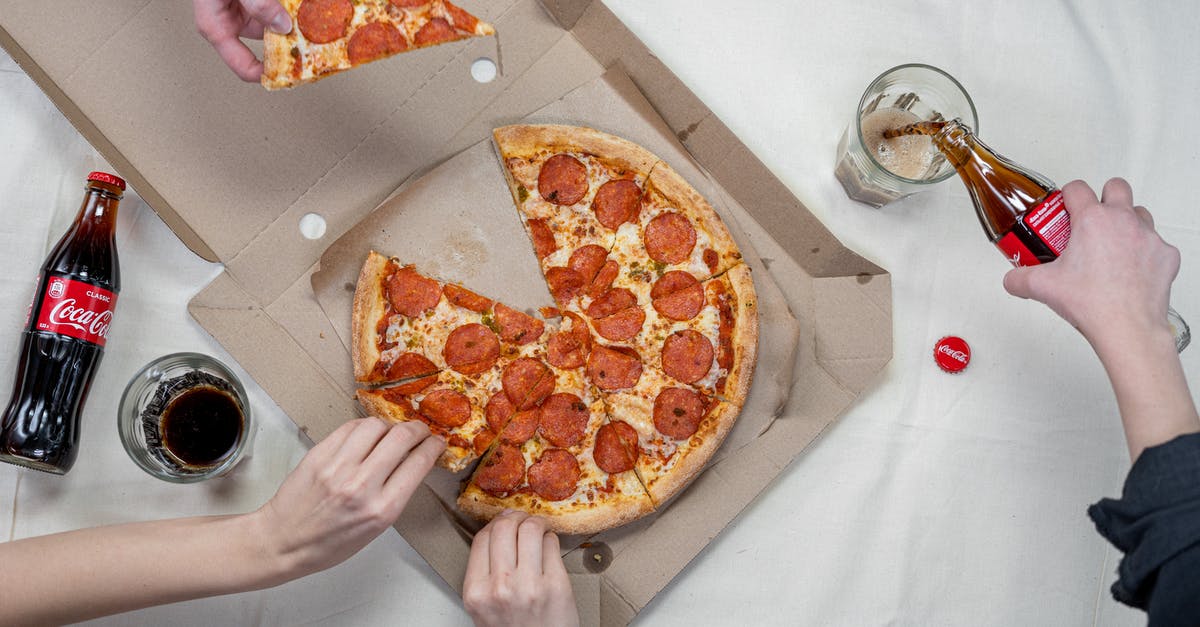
[299,213,327,240]
[471,58,497,84]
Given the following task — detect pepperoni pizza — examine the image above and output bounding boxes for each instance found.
[261,0,493,90]
[351,125,758,534]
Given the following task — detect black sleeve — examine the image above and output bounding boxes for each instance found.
[1088,432,1200,622]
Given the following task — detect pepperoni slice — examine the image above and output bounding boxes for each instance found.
[528,218,558,261]
[472,430,495,455]
[594,421,640,474]
[475,443,525,495]
[484,390,515,432]
[375,351,438,381]
[585,288,644,341]
[297,0,354,44]
[545,267,584,305]
[538,393,590,447]
[443,323,500,375]
[592,306,645,341]
[653,387,709,439]
[390,374,437,395]
[347,22,407,65]
[568,245,609,286]
[443,284,493,313]
[586,344,642,391]
[502,358,553,409]
[414,17,461,46]
[644,212,697,264]
[586,288,637,320]
[651,271,704,321]
[499,408,540,445]
[527,449,581,501]
[376,386,411,405]
[443,0,479,32]
[387,266,442,317]
[661,330,714,384]
[493,303,544,345]
[546,312,592,369]
[703,248,720,273]
[538,154,588,205]
[586,260,619,299]
[418,389,471,428]
[707,281,736,372]
[592,179,642,230]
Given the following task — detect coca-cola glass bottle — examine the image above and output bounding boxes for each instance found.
[0,172,124,474]
[903,120,1190,352]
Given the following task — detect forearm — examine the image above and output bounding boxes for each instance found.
[0,511,291,626]
[1091,317,1200,462]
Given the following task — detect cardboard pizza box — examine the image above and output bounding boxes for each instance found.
[0,1,892,624]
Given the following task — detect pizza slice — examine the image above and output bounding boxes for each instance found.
[356,369,494,472]
[603,383,740,507]
[492,125,658,311]
[262,0,494,90]
[352,252,547,384]
[583,263,758,404]
[457,383,654,535]
[356,339,560,471]
[603,160,744,310]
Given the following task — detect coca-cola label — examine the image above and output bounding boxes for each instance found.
[34,276,117,346]
[1022,191,1070,255]
[996,231,1041,268]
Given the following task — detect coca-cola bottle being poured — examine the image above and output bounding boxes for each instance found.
[0,172,124,473]
[885,120,1190,352]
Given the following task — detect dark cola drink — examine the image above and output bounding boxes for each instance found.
[0,172,124,474]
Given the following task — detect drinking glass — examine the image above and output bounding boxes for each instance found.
[835,63,978,207]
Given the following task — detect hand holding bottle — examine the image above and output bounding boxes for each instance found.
[1003,178,1198,461]
[1003,178,1180,350]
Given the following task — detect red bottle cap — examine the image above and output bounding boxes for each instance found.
[933,336,971,373]
[87,171,126,191]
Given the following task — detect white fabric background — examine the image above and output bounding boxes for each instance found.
[3,1,1197,624]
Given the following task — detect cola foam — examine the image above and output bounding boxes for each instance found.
[860,107,937,179]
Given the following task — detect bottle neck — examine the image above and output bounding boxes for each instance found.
[75,183,122,237]
[929,120,980,169]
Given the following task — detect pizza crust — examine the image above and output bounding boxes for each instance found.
[457,482,655,536]
[642,399,741,506]
[493,124,661,176]
[261,31,294,90]
[644,160,743,276]
[351,251,390,382]
[719,263,759,407]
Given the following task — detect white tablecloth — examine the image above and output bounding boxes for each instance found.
[3,1,1197,624]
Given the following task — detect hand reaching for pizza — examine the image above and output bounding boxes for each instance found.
[251,418,445,581]
[463,510,580,627]
[193,0,293,82]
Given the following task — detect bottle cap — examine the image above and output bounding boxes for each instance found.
[933,336,971,373]
[87,171,126,191]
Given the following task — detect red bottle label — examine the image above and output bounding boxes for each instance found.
[34,276,117,346]
[1022,191,1070,255]
[996,232,1041,267]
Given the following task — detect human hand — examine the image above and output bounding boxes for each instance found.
[463,510,579,627]
[251,418,444,582]
[193,0,293,81]
[1003,178,1180,349]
